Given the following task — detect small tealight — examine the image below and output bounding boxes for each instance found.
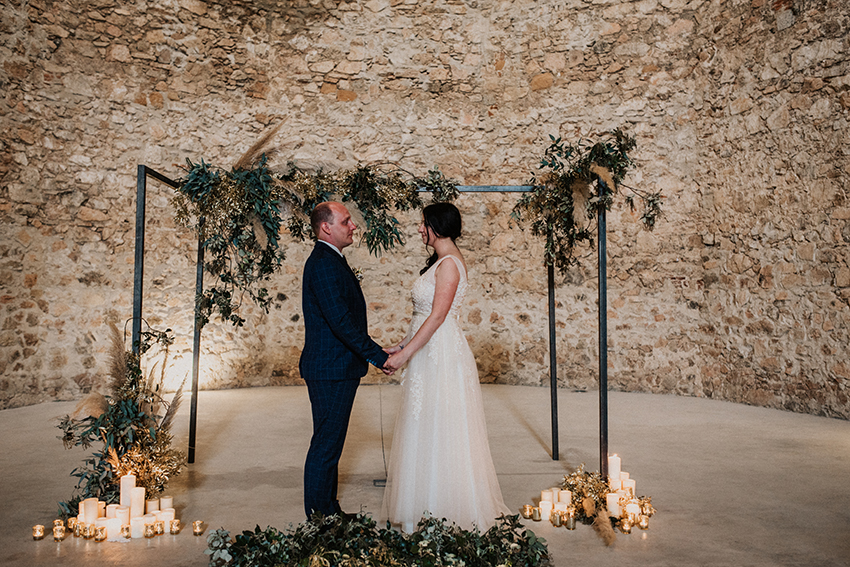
[638,515,650,530]
[121,524,131,539]
[143,523,155,538]
[551,511,562,527]
[192,520,204,536]
[621,519,632,534]
[67,517,77,531]
[154,520,165,535]
[73,522,82,538]
[53,525,66,541]
[170,519,181,534]
[33,525,45,540]
[94,526,107,542]
[520,505,533,519]
[531,507,541,521]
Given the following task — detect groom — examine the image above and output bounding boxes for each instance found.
[300,201,390,519]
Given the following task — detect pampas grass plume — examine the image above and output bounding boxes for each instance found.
[592,512,617,546]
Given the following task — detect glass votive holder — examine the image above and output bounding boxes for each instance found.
[531,507,541,521]
[121,524,131,539]
[67,517,77,531]
[520,505,534,519]
[83,524,95,539]
[565,507,576,530]
[94,526,107,542]
[620,519,632,534]
[192,520,204,536]
[551,510,563,527]
[53,519,64,528]
[154,520,165,535]
[169,519,181,535]
[53,525,66,541]
[143,523,155,538]
[73,522,82,538]
[32,525,45,540]
[638,514,649,530]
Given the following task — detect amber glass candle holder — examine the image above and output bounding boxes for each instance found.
[154,520,165,535]
[143,523,155,538]
[32,525,45,540]
[94,526,107,542]
[192,520,204,536]
[121,524,131,539]
[170,519,181,534]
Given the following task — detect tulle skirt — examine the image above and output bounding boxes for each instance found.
[382,314,509,533]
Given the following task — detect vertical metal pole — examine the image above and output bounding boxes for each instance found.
[598,207,609,479]
[132,165,147,355]
[188,224,204,464]
[548,261,559,461]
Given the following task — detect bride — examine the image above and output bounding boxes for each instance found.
[382,202,510,533]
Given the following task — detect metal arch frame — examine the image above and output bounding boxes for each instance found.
[133,166,611,472]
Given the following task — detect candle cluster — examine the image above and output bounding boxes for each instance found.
[33,474,193,543]
[604,454,655,533]
[519,457,656,537]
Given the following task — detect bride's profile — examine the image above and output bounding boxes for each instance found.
[382,202,509,533]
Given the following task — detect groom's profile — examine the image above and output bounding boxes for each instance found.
[299,201,389,519]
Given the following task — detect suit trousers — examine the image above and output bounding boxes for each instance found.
[303,377,361,518]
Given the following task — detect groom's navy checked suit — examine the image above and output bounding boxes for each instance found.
[300,241,388,518]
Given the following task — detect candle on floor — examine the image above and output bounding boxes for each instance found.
[531,507,541,521]
[539,501,553,522]
[170,519,181,534]
[192,520,205,536]
[146,499,160,514]
[621,518,632,534]
[565,507,576,530]
[606,492,621,517]
[540,489,554,503]
[97,500,106,518]
[158,508,175,524]
[121,524,131,539]
[622,478,636,496]
[130,517,145,539]
[609,477,622,491]
[520,504,533,519]
[116,505,130,525]
[558,489,572,505]
[106,504,119,519]
[32,525,45,540]
[554,501,567,512]
[160,495,173,510]
[608,454,621,483]
[638,514,650,530]
[620,471,629,481]
[130,487,145,518]
[106,518,122,540]
[120,474,136,507]
[144,523,156,538]
[83,498,98,525]
[625,501,641,520]
[66,517,77,531]
[53,525,65,542]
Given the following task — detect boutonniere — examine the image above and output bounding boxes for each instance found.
[352,267,364,282]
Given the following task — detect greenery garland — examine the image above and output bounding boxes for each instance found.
[173,157,458,328]
[511,129,662,272]
[206,513,549,567]
[56,322,186,519]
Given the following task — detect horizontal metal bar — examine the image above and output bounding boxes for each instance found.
[141,165,181,189]
[456,185,534,192]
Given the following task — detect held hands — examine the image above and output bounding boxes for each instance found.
[381,344,407,375]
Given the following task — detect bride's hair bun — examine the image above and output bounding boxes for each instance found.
[421,203,462,274]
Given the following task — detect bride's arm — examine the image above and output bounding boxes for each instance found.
[385,260,460,370]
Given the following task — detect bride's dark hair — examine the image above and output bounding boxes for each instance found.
[420,202,462,275]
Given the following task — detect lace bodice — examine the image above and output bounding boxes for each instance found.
[411,255,467,318]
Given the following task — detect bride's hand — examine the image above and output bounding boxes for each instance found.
[386,350,408,371]
[383,345,403,355]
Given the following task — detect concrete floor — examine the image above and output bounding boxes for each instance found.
[2,385,849,566]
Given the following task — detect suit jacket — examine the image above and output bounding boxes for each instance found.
[299,242,388,381]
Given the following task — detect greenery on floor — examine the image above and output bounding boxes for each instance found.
[206,513,549,567]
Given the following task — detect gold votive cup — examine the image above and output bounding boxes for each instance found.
[551,510,563,527]
[531,507,541,521]
[73,522,82,538]
[53,525,66,541]
[638,514,649,530]
[83,524,95,539]
[192,520,204,536]
[565,507,576,530]
[121,524,131,539]
[94,526,107,542]
[67,517,77,531]
[53,519,64,528]
[169,519,181,534]
[154,520,165,535]
[621,519,632,534]
[520,505,534,519]
[32,525,45,540]
[143,523,155,538]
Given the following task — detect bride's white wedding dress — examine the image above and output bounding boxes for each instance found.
[383,255,510,533]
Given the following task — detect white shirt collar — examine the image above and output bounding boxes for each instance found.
[318,239,343,257]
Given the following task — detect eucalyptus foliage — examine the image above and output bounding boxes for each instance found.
[511,129,662,272]
[206,513,548,567]
[174,157,458,329]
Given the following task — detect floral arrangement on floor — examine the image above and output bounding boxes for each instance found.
[560,464,655,546]
[56,322,186,519]
[173,122,459,328]
[206,513,549,567]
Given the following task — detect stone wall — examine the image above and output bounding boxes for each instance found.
[2,0,848,418]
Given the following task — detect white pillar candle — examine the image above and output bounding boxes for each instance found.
[119,474,136,507]
[623,478,636,495]
[158,508,175,523]
[540,489,554,503]
[83,498,99,525]
[78,501,85,517]
[146,499,160,514]
[97,500,106,518]
[77,513,85,527]
[539,500,553,521]
[116,506,130,525]
[608,454,621,483]
[130,487,146,518]
[106,504,119,519]
[554,501,567,512]
[625,502,641,519]
[105,517,122,540]
[620,471,630,481]
[159,495,173,510]
[130,517,145,539]
[609,478,622,491]
[606,493,621,517]
[558,489,572,505]
[95,517,109,533]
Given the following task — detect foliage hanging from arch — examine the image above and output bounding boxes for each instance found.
[172,124,459,328]
[511,128,662,272]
